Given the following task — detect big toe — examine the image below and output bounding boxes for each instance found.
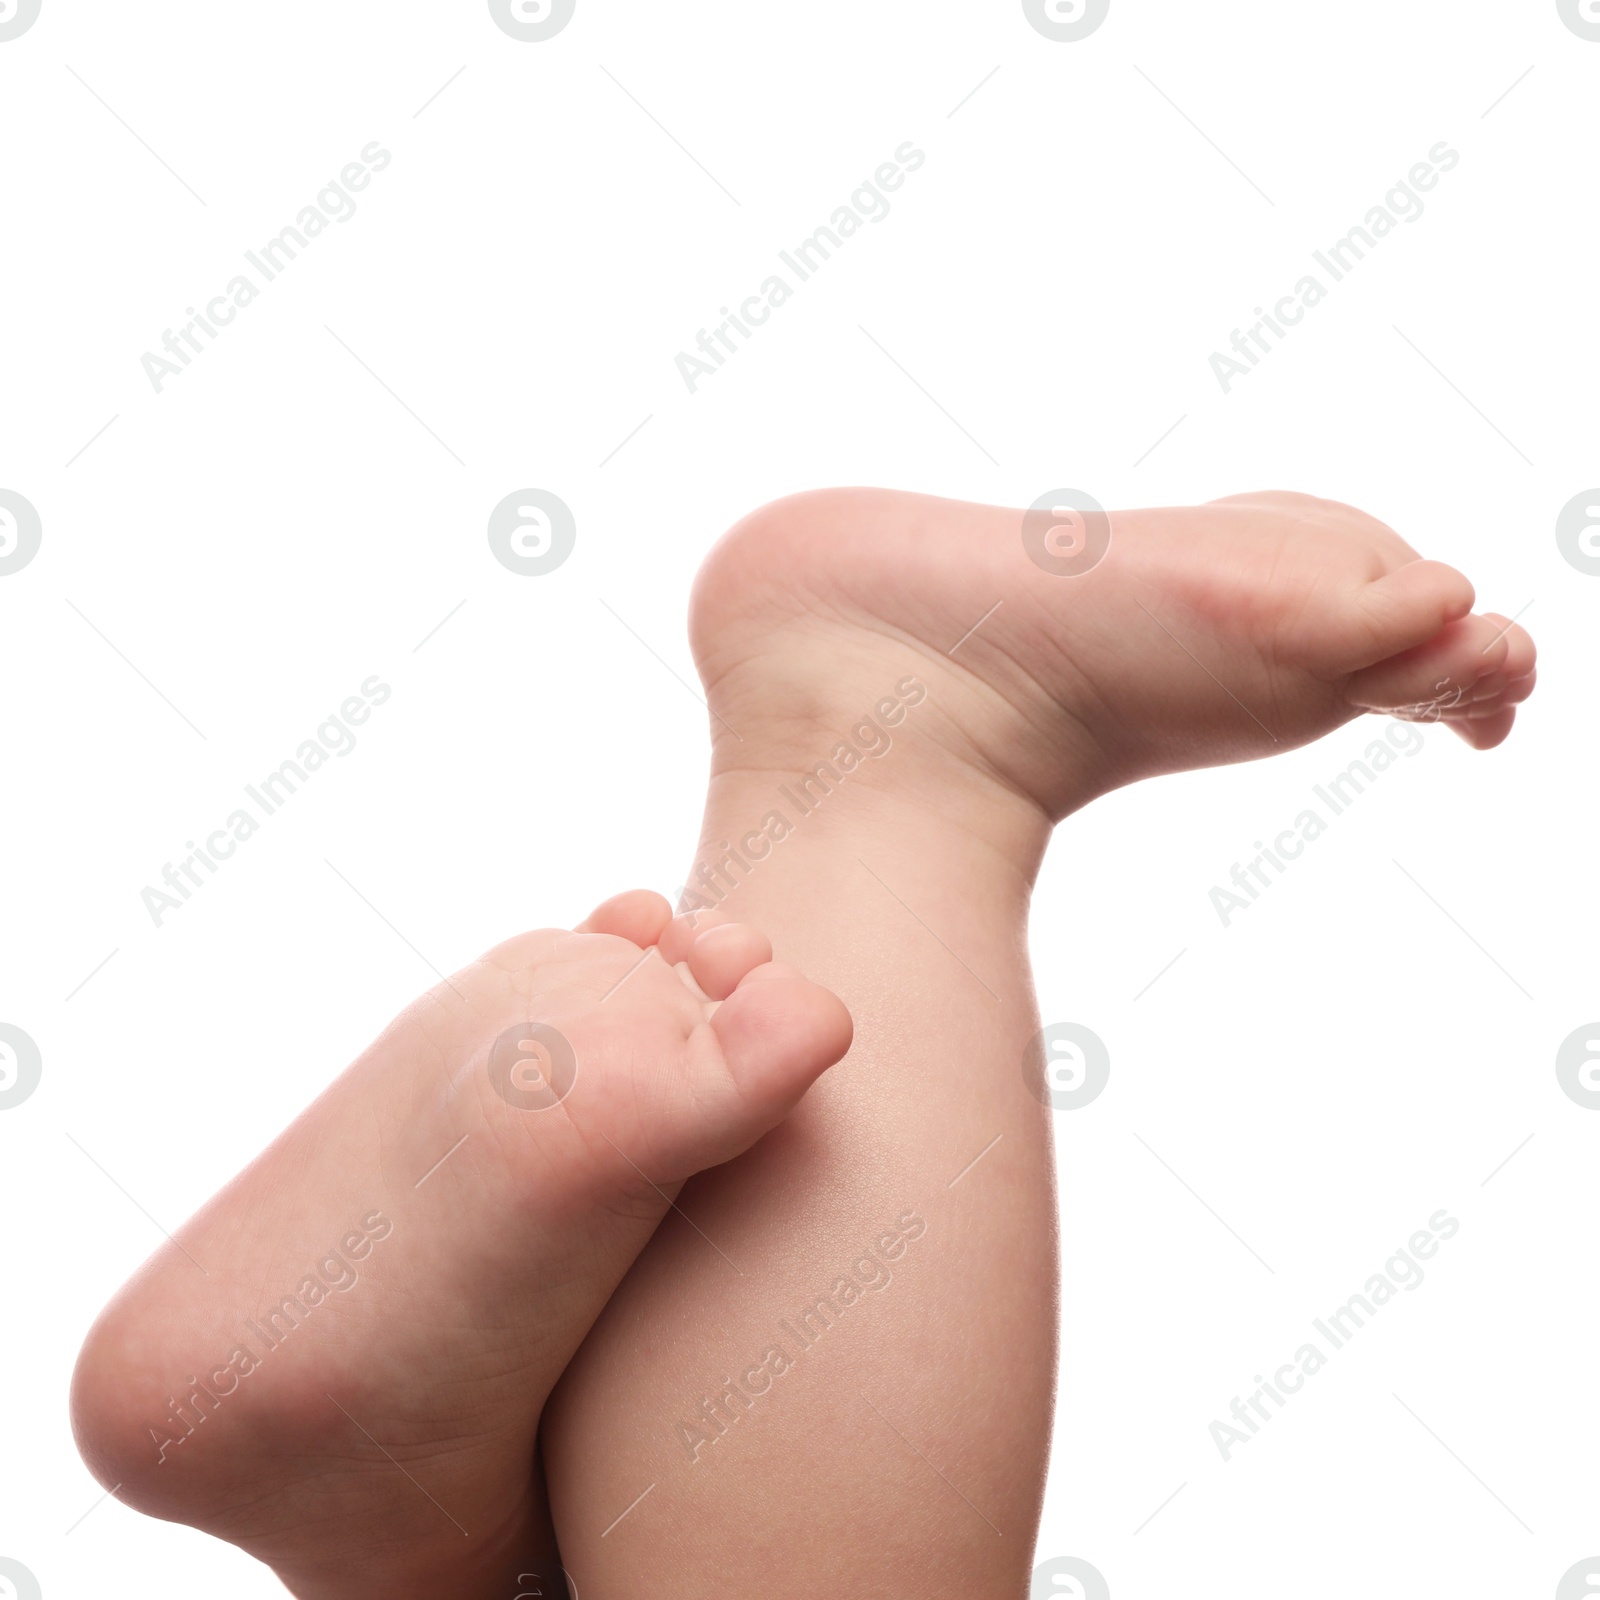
[1313,559,1476,677]
[704,962,853,1127]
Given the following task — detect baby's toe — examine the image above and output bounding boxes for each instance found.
[1316,558,1476,676]
[684,921,773,1001]
[578,889,674,946]
[1504,665,1537,705]
[658,907,737,965]
[1446,705,1518,750]
[1344,612,1510,717]
[706,962,853,1123]
[1478,614,1537,683]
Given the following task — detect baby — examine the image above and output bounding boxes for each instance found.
[72,488,1535,1598]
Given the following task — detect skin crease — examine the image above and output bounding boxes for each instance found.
[540,487,1534,1597]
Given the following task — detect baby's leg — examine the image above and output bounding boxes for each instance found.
[543,487,1535,1595]
[546,780,1057,1595]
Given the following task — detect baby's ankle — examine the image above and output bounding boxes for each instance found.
[686,741,1049,929]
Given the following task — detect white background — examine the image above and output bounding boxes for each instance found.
[1,2,1596,1596]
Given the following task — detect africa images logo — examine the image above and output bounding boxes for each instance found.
[0,0,42,42]
[488,0,575,42]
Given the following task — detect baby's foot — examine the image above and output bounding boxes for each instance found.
[70,890,850,1600]
[689,487,1536,820]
